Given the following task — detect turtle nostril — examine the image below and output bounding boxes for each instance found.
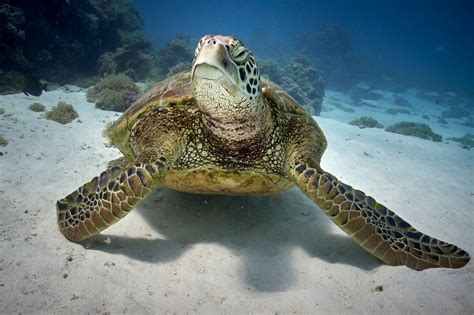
[212,39,216,45]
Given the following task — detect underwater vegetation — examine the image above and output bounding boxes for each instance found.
[86,74,140,112]
[45,101,78,124]
[28,102,45,112]
[349,116,384,129]
[259,55,324,115]
[0,0,154,92]
[0,107,5,115]
[385,122,442,142]
[448,134,474,150]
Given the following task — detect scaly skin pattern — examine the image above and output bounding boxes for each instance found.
[57,160,168,242]
[56,34,469,270]
[129,95,295,195]
[292,164,470,270]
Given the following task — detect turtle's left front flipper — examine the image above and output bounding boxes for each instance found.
[290,162,470,270]
[56,159,167,242]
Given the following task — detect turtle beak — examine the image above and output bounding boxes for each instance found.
[191,38,238,87]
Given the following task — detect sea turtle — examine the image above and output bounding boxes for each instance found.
[56,35,469,270]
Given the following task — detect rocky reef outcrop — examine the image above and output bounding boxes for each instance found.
[0,0,154,93]
[154,35,194,80]
[294,25,382,91]
[259,56,324,115]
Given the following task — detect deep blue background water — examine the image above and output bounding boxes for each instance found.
[134,0,473,94]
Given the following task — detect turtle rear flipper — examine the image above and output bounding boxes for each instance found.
[56,159,167,242]
[292,163,470,270]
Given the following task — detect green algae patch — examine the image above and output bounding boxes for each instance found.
[349,116,384,129]
[45,101,78,124]
[86,74,140,112]
[448,133,474,150]
[385,122,442,142]
[29,102,46,112]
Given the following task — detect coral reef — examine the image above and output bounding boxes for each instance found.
[86,74,140,112]
[385,108,411,115]
[448,133,474,150]
[28,102,45,112]
[294,25,381,90]
[99,47,154,81]
[349,116,384,129]
[166,62,191,78]
[154,35,194,80]
[385,122,442,142]
[0,0,154,93]
[0,70,24,94]
[258,59,285,85]
[259,56,324,115]
[45,101,78,124]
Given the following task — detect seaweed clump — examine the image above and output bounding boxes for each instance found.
[28,102,45,112]
[448,133,474,150]
[86,74,140,112]
[349,116,384,129]
[385,122,442,142]
[45,101,78,124]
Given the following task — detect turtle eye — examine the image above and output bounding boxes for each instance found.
[231,45,249,63]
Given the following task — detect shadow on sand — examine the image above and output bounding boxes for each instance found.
[88,187,382,291]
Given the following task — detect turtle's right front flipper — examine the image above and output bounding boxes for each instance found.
[56,159,168,242]
[291,163,470,270]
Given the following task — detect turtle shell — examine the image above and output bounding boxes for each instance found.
[105,71,309,159]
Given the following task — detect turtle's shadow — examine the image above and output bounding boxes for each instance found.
[90,187,381,291]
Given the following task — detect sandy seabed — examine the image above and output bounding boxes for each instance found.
[0,87,473,314]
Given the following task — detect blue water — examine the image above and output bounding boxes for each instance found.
[135,0,474,95]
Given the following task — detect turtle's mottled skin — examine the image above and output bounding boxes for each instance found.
[57,35,470,270]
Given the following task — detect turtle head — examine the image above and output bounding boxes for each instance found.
[192,35,261,107]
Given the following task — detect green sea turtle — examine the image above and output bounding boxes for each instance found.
[56,35,469,270]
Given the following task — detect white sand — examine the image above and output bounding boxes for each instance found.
[0,88,473,314]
